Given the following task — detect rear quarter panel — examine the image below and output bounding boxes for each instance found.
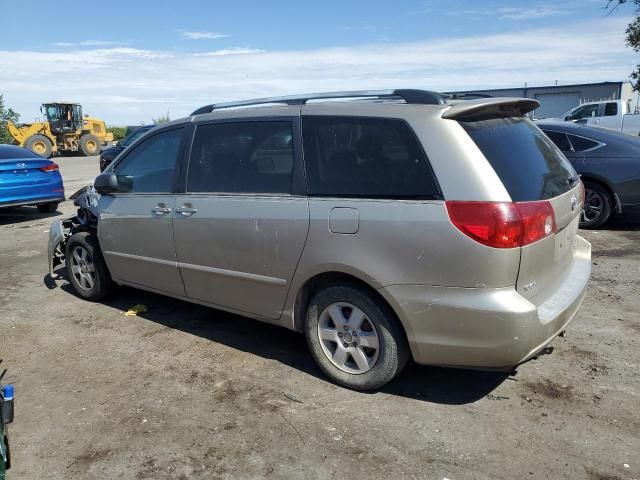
[289,198,521,290]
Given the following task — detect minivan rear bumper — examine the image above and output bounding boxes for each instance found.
[380,235,591,369]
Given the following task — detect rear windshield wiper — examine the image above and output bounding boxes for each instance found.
[566,175,580,187]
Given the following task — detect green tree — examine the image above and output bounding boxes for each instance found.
[609,0,640,90]
[152,112,170,124]
[0,94,20,144]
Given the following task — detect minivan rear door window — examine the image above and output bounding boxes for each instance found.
[461,117,577,201]
[187,122,294,194]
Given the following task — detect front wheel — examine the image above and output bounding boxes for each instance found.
[65,232,114,301]
[304,284,409,391]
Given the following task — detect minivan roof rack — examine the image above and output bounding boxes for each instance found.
[190,89,447,115]
[443,93,493,100]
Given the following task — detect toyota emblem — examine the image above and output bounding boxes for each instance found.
[570,195,578,212]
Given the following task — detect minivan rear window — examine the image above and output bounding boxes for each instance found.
[461,117,577,201]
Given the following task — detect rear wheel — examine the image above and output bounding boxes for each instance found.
[37,202,59,213]
[25,135,53,158]
[304,284,409,391]
[65,232,114,301]
[79,134,101,156]
[580,182,612,229]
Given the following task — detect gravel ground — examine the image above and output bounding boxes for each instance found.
[0,157,638,479]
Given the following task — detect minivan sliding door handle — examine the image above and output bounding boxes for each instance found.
[151,205,172,215]
[176,206,198,217]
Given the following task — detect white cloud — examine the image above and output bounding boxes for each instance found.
[1,16,634,125]
[178,30,229,40]
[53,40,119,47]
[445,1,596,21]
[193,48,265,56]
[495,6,570,20]
[79,40,118,46]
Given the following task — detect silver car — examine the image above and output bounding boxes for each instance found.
[48,90,591,390]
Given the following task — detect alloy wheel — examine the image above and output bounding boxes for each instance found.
[582,188,604,224]
[70,246,96,291]
[317,302,380,374]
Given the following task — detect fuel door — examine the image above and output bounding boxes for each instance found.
[329,207,359,234]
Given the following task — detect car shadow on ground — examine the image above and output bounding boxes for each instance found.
[50,273,510,405]
[0,206,61,226]
[602,209,640,231]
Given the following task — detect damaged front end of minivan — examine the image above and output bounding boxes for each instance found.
[48,186,101,278]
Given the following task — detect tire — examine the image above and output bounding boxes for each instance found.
[37,202,59,213]
[25,135,53,158]
[580,182,612,229]
[65,232,114,301]
[304,283,409,391]
[79,134,101,156]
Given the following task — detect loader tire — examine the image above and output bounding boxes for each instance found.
[25,135,53,158]
[80,134,101,156]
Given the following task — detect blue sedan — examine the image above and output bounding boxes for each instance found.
[0,145,65,213]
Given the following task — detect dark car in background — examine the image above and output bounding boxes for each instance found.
[99,125,155,172]
[537,121,640,228]
[0,145,65,213]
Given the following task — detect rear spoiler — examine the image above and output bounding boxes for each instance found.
[442,97,540,121]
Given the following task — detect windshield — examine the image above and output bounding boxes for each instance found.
[123,127,149,147]
[565,104,599,120]
[45,105,59,122]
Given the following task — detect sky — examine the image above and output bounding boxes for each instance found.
[0,0,637,125]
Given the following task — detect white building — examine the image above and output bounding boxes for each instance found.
[449,81,636,118]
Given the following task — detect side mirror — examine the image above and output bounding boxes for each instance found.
[94,173,119,195]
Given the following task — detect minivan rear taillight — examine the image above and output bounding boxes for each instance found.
[445,201,556,248]
[39,163,59,172]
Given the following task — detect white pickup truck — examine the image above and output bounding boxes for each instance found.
[554,99,640,136]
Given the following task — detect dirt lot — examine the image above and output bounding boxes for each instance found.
[0,156,638,479]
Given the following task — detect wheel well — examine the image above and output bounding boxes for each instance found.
[293,272,409,343]
[581,176,621,213]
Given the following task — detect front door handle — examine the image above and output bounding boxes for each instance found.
[176,205,198,217]
[152,205,172,215]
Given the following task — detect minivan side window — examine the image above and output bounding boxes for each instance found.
[113,128,183,193]
[187,122,294,194]
[302,116,440,198]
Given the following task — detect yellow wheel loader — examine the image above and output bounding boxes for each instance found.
[7,103,113,158]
